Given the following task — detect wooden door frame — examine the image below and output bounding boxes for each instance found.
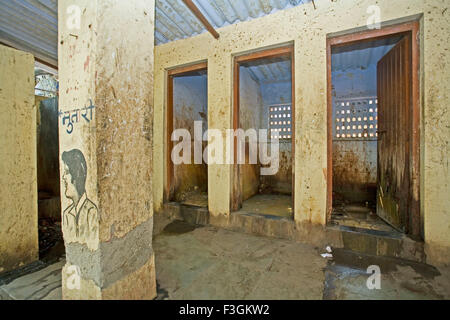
[165,62,208,202]
[326,21,421,237]
[231,45,295,213]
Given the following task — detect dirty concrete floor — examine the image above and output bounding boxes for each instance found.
[0,259,64,300]
[0,222,65,301]
[331,203,397,233]
[2,220,450,300]
[154,221,450,300]
[155,221,324,299]
[241,194,293,219]
[324,249,450,299]
[181,191,208,207]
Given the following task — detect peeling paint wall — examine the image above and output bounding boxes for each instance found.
[260,142,292,195]
[332,64,377,203]
[172,74,208,201]
[239,67,261,200]
[332,66,377,99]
[239,66,293,199]
[260,79,292,195]
[58,0,156,299]
[153,0,450,254]
[0,45,38,273]
[260,80,292,106]
[332,141,377,203]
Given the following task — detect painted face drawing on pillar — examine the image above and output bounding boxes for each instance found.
[62,149,98,241]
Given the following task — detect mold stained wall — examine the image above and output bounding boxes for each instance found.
[153,0,450,251]
[0,45,38,272]
[331,64,377,203]
[260,79,292,195]
[37,97,60,197]
[239,67,262,200]
[239,67,292,198]
[36,97,61,220]
[173,74,208,198]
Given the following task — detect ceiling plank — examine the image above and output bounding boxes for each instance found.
[181,0,219,39]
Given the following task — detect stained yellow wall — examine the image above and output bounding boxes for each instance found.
[153,0,450,250]
[58,0,99,251]
[0,45,38,272]
[59,0,156,299]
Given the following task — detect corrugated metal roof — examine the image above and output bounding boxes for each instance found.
[1,0,400,73]
[0,0,312,66]
[155,0,312,45]
[241,56,291,83]
[0,0,58,66]
[331,36,402,72]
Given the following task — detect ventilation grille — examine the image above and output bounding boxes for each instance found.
[269,104,292,140]
[333,97,378,141]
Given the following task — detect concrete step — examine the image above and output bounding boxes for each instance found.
[156,203,425,263]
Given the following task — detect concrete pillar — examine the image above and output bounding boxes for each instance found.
[58,0,156,299]
[0,45,38,273]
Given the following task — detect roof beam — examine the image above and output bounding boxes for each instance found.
[182,0,219,40]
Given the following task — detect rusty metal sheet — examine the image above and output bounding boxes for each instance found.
[376,35,411,232]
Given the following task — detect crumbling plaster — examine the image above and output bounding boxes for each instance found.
[153,0,450,252]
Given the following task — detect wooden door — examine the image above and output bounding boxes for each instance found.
[376,35,411,232]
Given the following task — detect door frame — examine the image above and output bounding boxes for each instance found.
[231,45,295,213]
[165,61,208,202]
[326,21,421,236]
